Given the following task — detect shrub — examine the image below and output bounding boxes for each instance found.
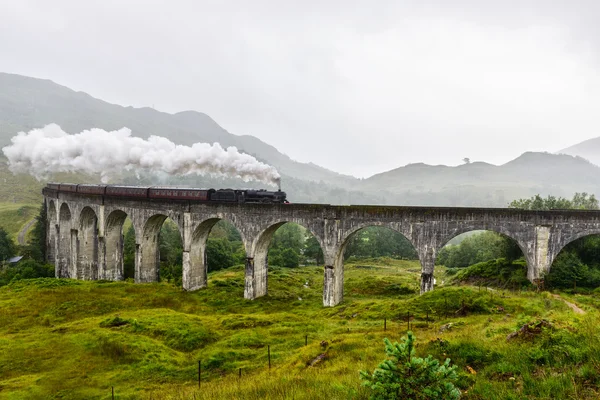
[360,332,460,400]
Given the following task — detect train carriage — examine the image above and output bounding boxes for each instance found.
[58,183,78,193]
[148,187,214,201]
[77,184,107,195]
[105,185,149,198]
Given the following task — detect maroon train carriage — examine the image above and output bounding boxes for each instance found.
[58,183,79,193]
[77,184,107,195]
[105,185,149,198]
[148,187,215,201]
[46,182,61,191]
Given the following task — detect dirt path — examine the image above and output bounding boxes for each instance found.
[17,218,36,245]
[552,294,585,315]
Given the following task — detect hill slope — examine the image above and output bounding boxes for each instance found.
[361,152,600,206]
[1,262,598,399]
[0,72,356,187]
[559,137,600,166]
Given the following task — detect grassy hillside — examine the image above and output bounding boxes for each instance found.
[0,203,38,244]
[1,259,598,399]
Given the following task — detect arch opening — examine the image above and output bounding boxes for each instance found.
[187,219,246,291]
[138,214,183,284]
[57,203,72,278]
[436,230,527,290]
[104,210,133,281]
[546,234,600,291]
[78,207,99,280]
[333,226,419,305]
[250,222,324,300]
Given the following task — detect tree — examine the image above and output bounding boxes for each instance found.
[344,227,418,260]
[280,248,299,268]
[462,157,471,164]
[436,231,522,268]
[361,332,460,400]
[0,259,54,286]
[159,221,183,266]
[25,202,47,263]
[509,193,599,211]
[268,223,306,268]
[206,238,235,272]
[123,225,136,279]
[304,235,324,264]
[0,227,16,263]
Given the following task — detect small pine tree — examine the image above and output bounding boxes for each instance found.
[360,332,460,400]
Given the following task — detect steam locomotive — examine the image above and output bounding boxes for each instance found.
[45,183,288,204]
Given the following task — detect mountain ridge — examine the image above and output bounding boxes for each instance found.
[2,71,600,207]
[0,72,356,187]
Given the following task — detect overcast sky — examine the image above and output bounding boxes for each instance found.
[1,0,599,177]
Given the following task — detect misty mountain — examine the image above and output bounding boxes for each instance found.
[559,137,600,166]
[2,71,600,208]
[0,72,356,187]
[361,152,600,207]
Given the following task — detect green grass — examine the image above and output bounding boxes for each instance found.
[0,203,38,243]
[0,260,599,399]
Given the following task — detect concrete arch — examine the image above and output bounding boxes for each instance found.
[137,214,182,283]
[327,224,417,307]
[58,203,73,278]
[549,229,600,273]
[78,207,99,280]
[186,217,246,291]
[438,225,532,284]
[439,226,527,255]
[103,210,131,281]
[245,220,327,300]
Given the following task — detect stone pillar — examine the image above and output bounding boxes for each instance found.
[244,257,256,299]
[182,250,206,291]
[528,226,552,285]
[419,250,436,294]
[323,264,343,307]
[70,229,79,279]
[136,233,160,283]
[182,212,206,291]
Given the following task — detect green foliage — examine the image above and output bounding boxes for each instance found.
[159,220,183,266]
[207,238,236,272]
[344,227,418,260]
[437,232,522,269]
[509,192,599,210]
[546,251,600,289]
[452,259,531,288]
[360,332,460,400]
[304,234,324,264]
[0,226,16,262]
[280,248,299,268]
[19,202,47,263]
[123,224,136,279]
[0,259,54,286]
[268,223,306,268]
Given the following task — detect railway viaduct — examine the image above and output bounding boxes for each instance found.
[43,187,600,307]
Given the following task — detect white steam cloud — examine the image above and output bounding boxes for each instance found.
[1,124,280,185]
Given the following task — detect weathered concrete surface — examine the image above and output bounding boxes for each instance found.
[43,188,600,307]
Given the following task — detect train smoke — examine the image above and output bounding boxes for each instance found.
[2,124,281,185]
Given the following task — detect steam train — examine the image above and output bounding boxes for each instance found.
[45,183,288,204]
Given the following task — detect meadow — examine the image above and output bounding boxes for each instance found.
[0,259,599,400]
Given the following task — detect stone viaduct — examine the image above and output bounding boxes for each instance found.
[43,187,600,307]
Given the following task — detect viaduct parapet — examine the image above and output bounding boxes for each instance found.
[43,187,600,307]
